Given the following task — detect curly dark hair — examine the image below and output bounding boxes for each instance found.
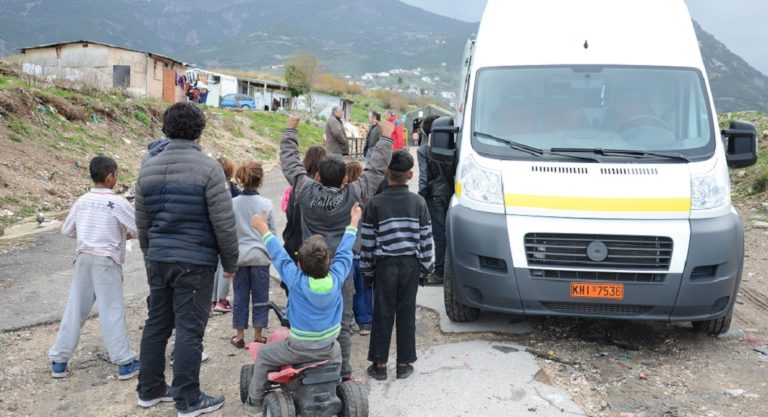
[298,235,332,278]
[162,102,206,140]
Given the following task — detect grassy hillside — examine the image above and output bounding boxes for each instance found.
[0,63,323,231]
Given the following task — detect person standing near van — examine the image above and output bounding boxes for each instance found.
[417,115,452,285]
[325,106,349,156]
[361,150,434,381]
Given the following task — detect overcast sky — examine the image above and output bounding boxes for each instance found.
[401,0,768,75]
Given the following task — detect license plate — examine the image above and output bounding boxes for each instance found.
[570,282,624,300]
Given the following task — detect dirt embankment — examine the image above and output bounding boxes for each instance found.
[0,63,280,239]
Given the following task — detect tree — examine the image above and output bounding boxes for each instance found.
[397,76,404,85]
[284,54,321,115]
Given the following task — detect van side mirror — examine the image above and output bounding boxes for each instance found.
[723,120,757,168]
[429,117,459,164]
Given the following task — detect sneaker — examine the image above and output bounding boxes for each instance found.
[170,351,209,367]
[177,392,225,417]
[51,362,68,378]
[366,364,387,381]
[214,299,233,313]
[118,359,140,380]
[358,324,372,336]
[138,385,174,408]
[396,363,414,380]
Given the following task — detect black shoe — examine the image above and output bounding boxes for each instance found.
[425,274,444,286]
[396,363,414,379]
[177,392,225,417]
[366,364,387,381]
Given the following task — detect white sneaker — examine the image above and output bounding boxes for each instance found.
[169,351,209,367]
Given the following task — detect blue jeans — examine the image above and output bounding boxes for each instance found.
[233,266,270,330]
[352,258,373,326]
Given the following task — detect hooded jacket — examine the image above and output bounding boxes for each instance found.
[280,128,393,254]
[388,115,405,150]
[135,139,239,272]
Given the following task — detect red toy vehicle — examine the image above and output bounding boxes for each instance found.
[240,302,368,417]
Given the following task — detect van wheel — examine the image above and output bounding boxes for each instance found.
[337,380,368,417]
[692,306,733,335]
[263,390,296,417]
[443,250,479,322]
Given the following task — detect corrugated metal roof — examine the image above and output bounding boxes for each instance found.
[19,39,187,66]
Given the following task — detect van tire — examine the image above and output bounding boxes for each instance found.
[443,252,479,322]
[692,306,733,335]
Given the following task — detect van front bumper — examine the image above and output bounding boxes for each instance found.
[447,205,743,322]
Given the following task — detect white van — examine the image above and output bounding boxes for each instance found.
[430,0,757,334]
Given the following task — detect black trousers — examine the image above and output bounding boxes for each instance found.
[428,194,450,277]
[137,261,215,410]
[367,256,419,364]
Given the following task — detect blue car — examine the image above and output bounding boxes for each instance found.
[221,94,255,109]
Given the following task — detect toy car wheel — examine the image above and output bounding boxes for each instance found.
[264,390,296,417]
[240,364,254,404]
[337,380,368,417]
[241,104,251,109]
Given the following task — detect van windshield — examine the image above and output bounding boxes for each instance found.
[471,66,715,162]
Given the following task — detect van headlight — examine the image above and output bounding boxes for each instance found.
[458,155,503,205]
[690,158,730,210]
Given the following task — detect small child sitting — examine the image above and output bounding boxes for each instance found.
[244,203,362,415]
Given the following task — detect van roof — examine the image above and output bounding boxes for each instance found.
[474,0,703,70]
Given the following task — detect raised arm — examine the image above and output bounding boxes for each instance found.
[279,116,311,194]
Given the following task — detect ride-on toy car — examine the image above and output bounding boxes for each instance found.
[240,302,368,417]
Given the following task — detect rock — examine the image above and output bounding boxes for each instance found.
[752,221,768,229]
[744,393,760,400]
[725,388,745,397]
[718,329,746,339]
[762,202,768,212]
[618,413,636,417]
[737,170,747,178]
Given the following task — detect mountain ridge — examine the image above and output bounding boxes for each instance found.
[1,1,767,111]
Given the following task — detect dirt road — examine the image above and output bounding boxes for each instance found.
[1,164,767,416]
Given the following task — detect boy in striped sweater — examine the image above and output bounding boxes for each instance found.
[243,203,362,415]
[360,150,434,381]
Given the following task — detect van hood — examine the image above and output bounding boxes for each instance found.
[500,161,691,220]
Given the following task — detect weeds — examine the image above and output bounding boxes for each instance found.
[133,111,150,126]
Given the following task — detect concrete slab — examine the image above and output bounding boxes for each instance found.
[369,341,584,417]
[417,286,533,335]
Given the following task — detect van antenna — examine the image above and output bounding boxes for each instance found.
[584,40,589,49]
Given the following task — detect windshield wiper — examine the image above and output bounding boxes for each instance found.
[550,148,690,162]
[474,131,543,156]
[474,131,598,162]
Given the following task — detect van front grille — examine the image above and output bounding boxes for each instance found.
[541,302,652,315]
[525,233,672,270]
[530,269,666,283]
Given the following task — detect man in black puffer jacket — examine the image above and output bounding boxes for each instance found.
[135,102,238,416]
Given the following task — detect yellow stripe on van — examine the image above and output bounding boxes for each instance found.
[504,194,691,212]
[455,182,463,197]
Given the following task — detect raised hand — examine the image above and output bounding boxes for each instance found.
[350,202,362,227]
[379,119,395,138]
[250,209,270,235]
[287,115,301,130]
